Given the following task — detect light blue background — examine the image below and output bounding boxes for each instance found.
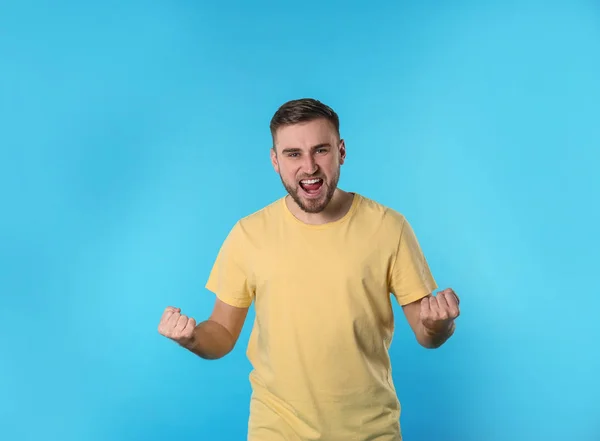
[1,1,598,440]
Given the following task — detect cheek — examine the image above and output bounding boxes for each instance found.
[318,157,337,173]
[280,167,298,183]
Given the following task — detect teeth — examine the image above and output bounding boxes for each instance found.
[301,178,321,184]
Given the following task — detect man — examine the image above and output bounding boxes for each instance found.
[158,98,460,440]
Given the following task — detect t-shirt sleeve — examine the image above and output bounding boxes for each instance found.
[389,217,438,306]
[205,221,254,308]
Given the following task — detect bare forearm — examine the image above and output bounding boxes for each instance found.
[183,320,235,360]
[417,321,456,349]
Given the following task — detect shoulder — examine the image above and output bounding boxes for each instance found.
[229,197,285,239]
[216,198,284,255]
[354,193,408,230]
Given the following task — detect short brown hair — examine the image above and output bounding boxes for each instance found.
[270,98,340,143]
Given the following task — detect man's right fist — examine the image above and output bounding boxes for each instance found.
[158,306,197,347]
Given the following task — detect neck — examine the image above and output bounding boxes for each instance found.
[285,189,355,225]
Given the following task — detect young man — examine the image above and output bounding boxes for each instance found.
[158,98,460,441]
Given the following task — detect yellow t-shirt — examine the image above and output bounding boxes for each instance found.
[205,193,437,441]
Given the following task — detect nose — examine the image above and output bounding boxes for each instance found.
[302,155,318,175]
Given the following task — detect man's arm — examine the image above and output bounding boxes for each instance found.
[402,288,460,349]
[158,299,249,359]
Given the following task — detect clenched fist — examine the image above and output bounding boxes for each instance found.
[158,306,197,347]
[420,288,460,334]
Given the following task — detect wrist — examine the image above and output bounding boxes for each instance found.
[422,320,455,338]
[178,328,198,350]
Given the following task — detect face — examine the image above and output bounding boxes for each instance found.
[270,118,346,213]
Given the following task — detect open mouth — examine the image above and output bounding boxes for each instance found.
[299,178,324,195]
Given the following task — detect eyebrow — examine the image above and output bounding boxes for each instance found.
[280,143,331,155]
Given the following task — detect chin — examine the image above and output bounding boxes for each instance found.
[281,174,337,214]
[300,201,328,213]
[298,191,332,213]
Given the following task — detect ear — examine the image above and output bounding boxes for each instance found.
[270,147,280,173]
[338,139,346,165]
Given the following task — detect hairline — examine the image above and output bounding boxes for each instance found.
[271,118,341,152]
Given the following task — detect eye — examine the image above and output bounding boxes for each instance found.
[316,148,329,154]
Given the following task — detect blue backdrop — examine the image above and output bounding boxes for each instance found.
[1,1,598,440]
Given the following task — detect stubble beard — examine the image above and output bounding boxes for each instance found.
[280,168,340,214]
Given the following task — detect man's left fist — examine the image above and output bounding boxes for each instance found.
[420,288,460,334]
